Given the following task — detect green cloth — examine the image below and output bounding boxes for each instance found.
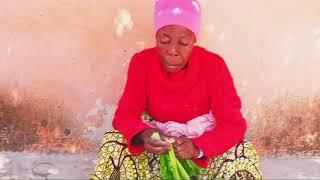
[151,132,204,180]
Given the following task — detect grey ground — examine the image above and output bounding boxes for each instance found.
[0,152,320,179]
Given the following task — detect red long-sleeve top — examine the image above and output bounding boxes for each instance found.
[112,46,247,167]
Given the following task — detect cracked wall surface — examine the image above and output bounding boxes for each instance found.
[0,0,319,155]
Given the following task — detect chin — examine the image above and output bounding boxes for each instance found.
[164,66,181,73]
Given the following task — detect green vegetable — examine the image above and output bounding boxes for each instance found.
[151,132,204,180]
[151,132,161,140]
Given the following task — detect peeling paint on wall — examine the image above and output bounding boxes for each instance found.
[84,98,108,128]
[203,24,225,40]
[84,99,116,140]
[114,9,134,37]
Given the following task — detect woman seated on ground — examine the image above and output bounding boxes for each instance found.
[91,0,262,179]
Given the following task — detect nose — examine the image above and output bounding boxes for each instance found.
[167,43,178,56]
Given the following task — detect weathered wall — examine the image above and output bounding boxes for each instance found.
[0,0,319,154]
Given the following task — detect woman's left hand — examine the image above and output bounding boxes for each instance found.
[172,136,199,159]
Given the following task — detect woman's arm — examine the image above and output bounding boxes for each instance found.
[191,57,247,167]
[112,52,171,155]
[112,53,151,154]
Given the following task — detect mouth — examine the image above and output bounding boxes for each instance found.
[163,63,180,72]
[166,63,179,68]
[160,56,183,72]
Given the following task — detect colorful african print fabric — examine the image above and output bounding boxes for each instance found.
[90,130,262,180]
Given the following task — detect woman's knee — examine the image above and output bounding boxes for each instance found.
[98,130,127,154]
[101,130,125,142]
[238,141,260,160]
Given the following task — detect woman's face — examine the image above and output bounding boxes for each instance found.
[156,25,196,73]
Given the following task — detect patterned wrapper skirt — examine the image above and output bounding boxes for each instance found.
[90,130,262,180]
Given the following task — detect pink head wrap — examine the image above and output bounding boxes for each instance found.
[154,0,201,38]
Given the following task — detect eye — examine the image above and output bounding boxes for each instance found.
[159,40,170,44]
[158,36,171,44]
[179,41,189,46]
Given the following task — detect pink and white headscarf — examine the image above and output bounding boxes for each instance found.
[154,0,201,38]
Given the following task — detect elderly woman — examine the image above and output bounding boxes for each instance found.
[91,0,262,179]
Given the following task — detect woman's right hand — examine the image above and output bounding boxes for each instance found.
[138,128,171,155]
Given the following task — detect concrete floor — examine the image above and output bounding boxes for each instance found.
[0,153,320,179]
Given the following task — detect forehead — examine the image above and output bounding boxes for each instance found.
[157,25,194,38]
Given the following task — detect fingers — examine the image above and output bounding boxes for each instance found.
[145,138,170,148]
[173,137,187,158]
[144,137,171,155]
[145,143,170,155]
[175,150,190,159]
[172,136,197,159]
[173,141,186,155]
[173,135,188,146]
[174,144,193,159]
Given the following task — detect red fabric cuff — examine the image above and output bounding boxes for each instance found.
[122,123,150,155]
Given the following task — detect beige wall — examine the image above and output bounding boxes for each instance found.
[0,0,319,155]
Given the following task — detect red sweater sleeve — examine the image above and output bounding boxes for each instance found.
[191,57,247,167]
[112,53,150,155]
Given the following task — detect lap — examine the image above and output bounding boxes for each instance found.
[91,130,262,180]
